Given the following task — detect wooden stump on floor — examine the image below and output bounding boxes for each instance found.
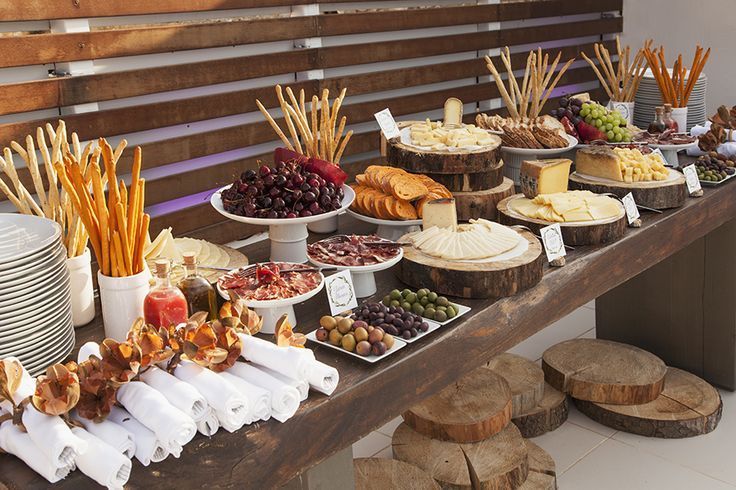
[392,422,529,490]
[512,383,568,438]
[542,338,667,405]
[518,440,557,490]
[403,367,512,443]
[574,367,723,438]
[354,458,440,490]
[485,353,545,418]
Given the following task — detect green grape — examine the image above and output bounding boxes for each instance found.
[605,123,613,131]
[606,130,615,140]
[614,132,623,142]
[585,115,593,124]
[595,118,603,128]
[622,134,631,142]
[591,110,600,119]
[613,127,622,135]
[580,107,590,117]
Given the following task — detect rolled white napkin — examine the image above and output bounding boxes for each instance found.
[173,360,248,429]
[196,408,220,437]
[296,350,340,396]
[107,406,168,466]
[238,334,311,381]
[218,372,272,422]
[72,412,135,459]
[0,418,74,483]
[71,427,132,490]
[227,362,300,423]
[257,366,309,401]
[0,359,87,469]
[139,366,208,422]
[168,444,182,458]
[115,381,196,450]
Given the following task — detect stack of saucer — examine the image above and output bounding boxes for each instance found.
[0,214,74,375]
[634,69,707,132]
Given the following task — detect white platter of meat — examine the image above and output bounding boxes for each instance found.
[307,235,403,298]
[217,262,324,333]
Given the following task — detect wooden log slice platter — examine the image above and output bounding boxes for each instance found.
[569,171,687,210]
[403,367,512,443]
[574,367,722,438]
[485,353,545,418]
[385,121,503,174]
[542,339,667,405]
[512,383,568,438]
[497,194,627,246]
[398,229,544,299]
[392,422,529,490]
[455,177,516,222]
[518,440,557,490]
[354,458,441,490]
[422,163,504,192]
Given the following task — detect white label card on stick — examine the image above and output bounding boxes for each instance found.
[539,223,566,263]
[324,269,358,316]
[622,192,640,224]
[683,165,702,194]
[374,108,401,140]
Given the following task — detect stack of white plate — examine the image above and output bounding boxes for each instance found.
[0,214,74,375]
[634,69,707,132]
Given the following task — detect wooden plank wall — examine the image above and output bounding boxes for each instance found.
[0,0,623,243]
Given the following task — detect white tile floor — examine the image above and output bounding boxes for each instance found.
[353,303,736,489]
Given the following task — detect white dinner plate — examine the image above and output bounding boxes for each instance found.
[0,214,61,264]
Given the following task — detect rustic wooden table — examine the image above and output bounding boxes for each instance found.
[2,175,735,489]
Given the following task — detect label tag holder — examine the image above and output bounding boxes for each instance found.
[622,192,640,225]
[683,164,703,195]
[324,269,358,316]
[539,223,566,264]
[374,108,401,140]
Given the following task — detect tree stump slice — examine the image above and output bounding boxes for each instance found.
[485,353,545,418]
[518,440,557,490]
[392,422,529,490]
[542,339,667,405]
[398,229,544,299]
[421,165,504,193]
[354,458,441,490]
[512,383,568,438]
[574,367,723,438]
[569,171,687,210]
[497,194,627,246]
[455,177,516,221]
[403,367,513,443]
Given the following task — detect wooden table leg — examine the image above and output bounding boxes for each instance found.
[281,446,355,489]
[597,218,736,390]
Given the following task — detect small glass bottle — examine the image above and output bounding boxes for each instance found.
[662,103,679,131]
[177,252,217,321]
[144,259,189,328]
[648,106,666,134]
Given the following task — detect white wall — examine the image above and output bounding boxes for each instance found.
[622,0,733,115]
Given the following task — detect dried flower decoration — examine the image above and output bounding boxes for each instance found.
[127,318,174,369]
[69,357,117,421]
[0,358,23,405]
[275,314,306,348]
[220,293,263,335]
[183,320,242,373]
[100,339,142,387]
[31,364,80,416]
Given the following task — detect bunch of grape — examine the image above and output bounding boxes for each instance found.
[221,160,344,219]
[550,96,584,125]
[579,102,632,143]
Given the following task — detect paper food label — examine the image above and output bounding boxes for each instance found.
[374,108,401,140]
[683,165,702,194]
[539,223,566,263]
[622,192,640,224]
[324,269,358,315]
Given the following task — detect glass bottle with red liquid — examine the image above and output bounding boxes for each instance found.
[662,103,679,132]
[144,259,189,328]
[648,106,666,134]
[177,252,217,321]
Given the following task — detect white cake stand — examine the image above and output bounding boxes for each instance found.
[501,134,578,184]
[216,265,325,334]
[307,246,404,298]
[346,209,421,241]
[211,185,355,263]
[649,141,698,166]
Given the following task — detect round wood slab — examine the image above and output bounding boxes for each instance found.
[542,339,667,405]
[485,353,545,418]
[455,177,516,222]
[403,367,512,443]
[574,367,722,438]
[354,458,440,490]
[398,229,544,299]
[392,422,529,490]
[569,171,687,210]
[512,383,568,438]
[420,163,504,192]
[518,440,557,490]
[386,123,502,174]
[497,194,628,246]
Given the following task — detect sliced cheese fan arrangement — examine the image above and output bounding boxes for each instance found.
[511,190,622,223]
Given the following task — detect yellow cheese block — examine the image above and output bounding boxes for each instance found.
[520,158,572,198]
[511,190,620,223]
[422,198,458,231]
[443,97,463,127]
[575,147,623,181]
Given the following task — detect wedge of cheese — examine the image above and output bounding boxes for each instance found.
[422,198,457,231]
[511,190,620,223]
[575,146,623,182]
[443,97,463,127]
[520,158,572,198]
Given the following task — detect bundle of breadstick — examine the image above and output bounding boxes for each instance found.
[643,42,710,108]
[581,36,647,103]
[0,121,94,258]
[256,85,353,164]
[55,138,150,278]
[476,47,574,149]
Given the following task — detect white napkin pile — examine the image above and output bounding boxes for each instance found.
[227,362,300,423]
[72,413,136,459]
[139,366,208,422]
[107,406,168,466]
[196,408,220,437]
[71,427,132,489]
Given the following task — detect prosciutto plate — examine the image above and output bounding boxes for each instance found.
[307,235,400,267]
[218,262,322,302]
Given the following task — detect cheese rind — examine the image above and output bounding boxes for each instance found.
[520,158,572,198]
[422,198,458,231]
[575,147,623,181]
[443,97,463,127]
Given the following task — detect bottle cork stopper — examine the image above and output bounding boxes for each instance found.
[154,259,170,276]
[182,252,196,265]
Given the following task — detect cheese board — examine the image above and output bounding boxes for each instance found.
[569,168,687,209]
[497,193,627,246]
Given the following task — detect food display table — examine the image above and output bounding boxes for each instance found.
[2,170,736,489]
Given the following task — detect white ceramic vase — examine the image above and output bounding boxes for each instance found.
[66,247,96,327]
[97,268,151,341]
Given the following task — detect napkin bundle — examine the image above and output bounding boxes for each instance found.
[0,417,75,483]
[227,362,300,423]
[217,371,272,428]
[107,406,168,466]
[71,427,132,489]
[73,413,136,459]
[196,408,220,437]
[139,366,208,422]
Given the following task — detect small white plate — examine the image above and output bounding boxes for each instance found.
[215,264,325,307]
[306,329,407,363]
[0,239,62,272]
[0,282,71,319]
[0,244,66,283]
[501,134,578,155]
[0,287,71,331]
[0,264,67,302]
[346,209,421,228]
[0,214,61,264]
[307,242,404,273]
[0,303,72,343]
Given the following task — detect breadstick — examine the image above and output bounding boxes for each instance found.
[539,58,575,111]
[112,232,124,278]
[311,96,319,157]
[0,177,24,211]
[134,213,150,274]
[276,85,302,154]
[90,162,110,276]
[115,202,133,276]
[484,55,519,119]
[334,130,352,164]
[256,99,293,150]
[581,52,613,99]
[128,147,142,244]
